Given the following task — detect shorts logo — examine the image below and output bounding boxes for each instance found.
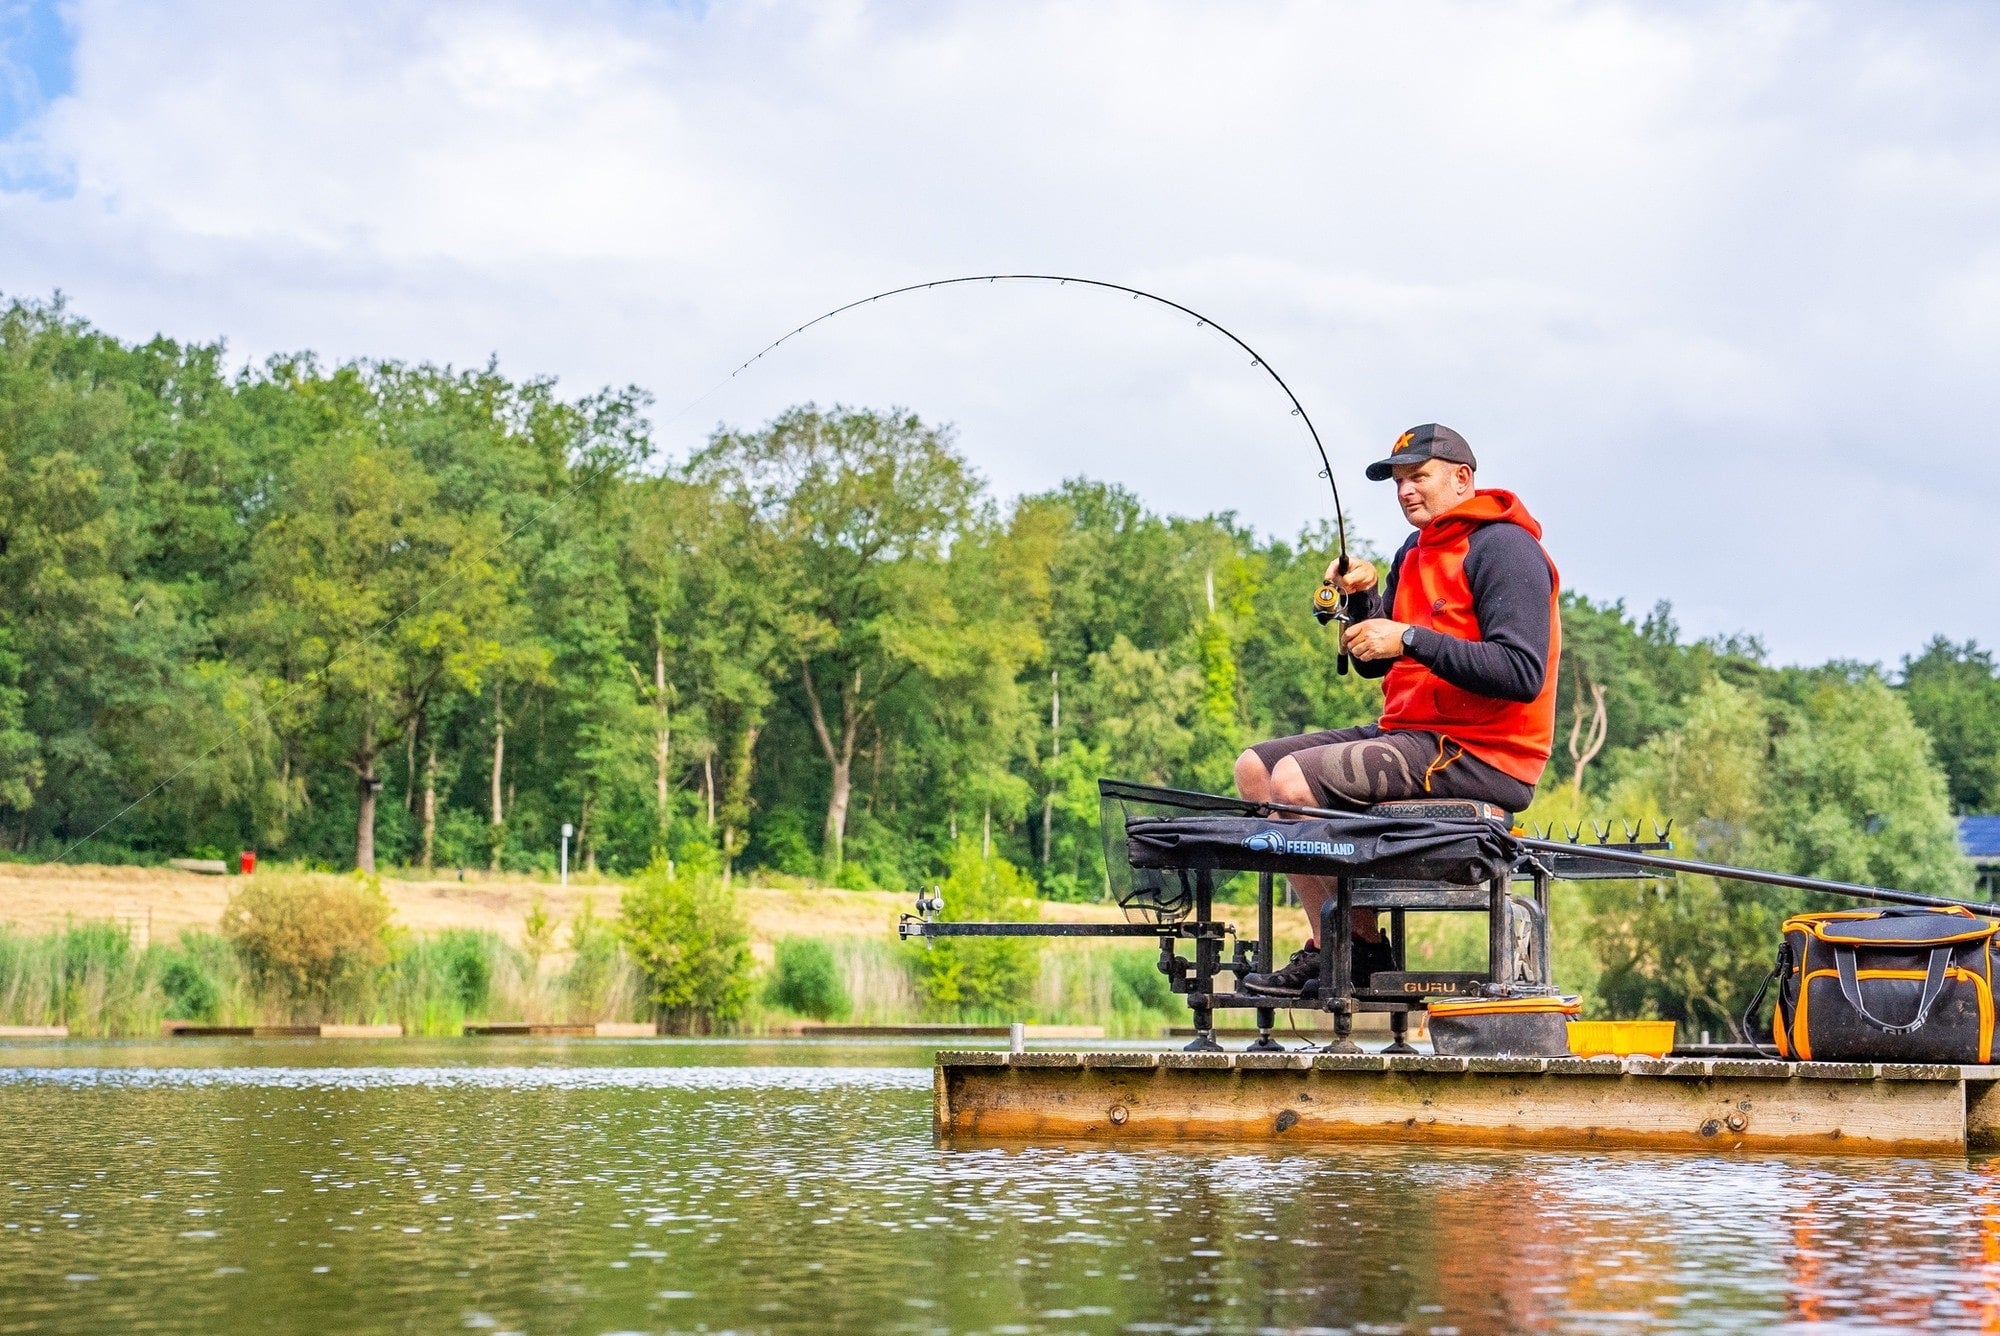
[1243,829,1356,857]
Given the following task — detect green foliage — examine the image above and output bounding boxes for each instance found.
[1548,673,1975,1034]
[1108,949,1176,1017]
[562,895,624,1019]
[158,956,220,1022]
[521,896,557,969]
[908,843,1040,1019]
[221,873,392,1017]
[1900,637,2000,814]
[764,937,851,1021]
[0,294,1987,1045]
[379,928,508,1035]
[616,862,754,1032]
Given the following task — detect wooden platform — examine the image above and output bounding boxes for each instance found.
[935,1050,2000,1155]
[162,1022,404,1038]
[463,1021,657,1037]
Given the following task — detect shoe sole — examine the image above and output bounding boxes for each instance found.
[1240,981,1320,998]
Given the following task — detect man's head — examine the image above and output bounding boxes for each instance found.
[1364,424,1477,528]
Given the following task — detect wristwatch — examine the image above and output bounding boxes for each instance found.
[1401,626,1418,651]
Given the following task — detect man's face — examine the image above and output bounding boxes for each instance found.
[1392,459,1474,527]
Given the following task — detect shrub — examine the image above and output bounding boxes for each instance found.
[159,957,221,1021]
[379,928,509,1035]
[222,873,392,1017]
[1109,949,1176,1016]
[617,861,753,1033]
[563,895,623,1017]
[909,843,1039,1019]
[765,937,851,1021]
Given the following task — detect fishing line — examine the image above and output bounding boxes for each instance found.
[58,275,1348,861]
[726,274,1349,561]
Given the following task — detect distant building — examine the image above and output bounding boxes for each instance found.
[1962,816,2000,899]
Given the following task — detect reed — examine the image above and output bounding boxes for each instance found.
[0,918,652,1036]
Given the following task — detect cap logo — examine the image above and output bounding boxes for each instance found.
[1391,431,1416,455]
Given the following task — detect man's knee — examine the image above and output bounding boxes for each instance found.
[1233,748,1269,799]
[1269,755,1317,807]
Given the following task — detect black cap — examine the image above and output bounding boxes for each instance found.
[1364,424,1477,481]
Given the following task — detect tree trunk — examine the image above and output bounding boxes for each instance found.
[825,755,853,872]
[800,662,862,873]
[580,795,598,874]
[1567,674,1609,798]
[355,715,380,873]
[490,681,505,871]
[421,739,438,872]
[1041,669,1059,865]
[404,726,417,812]
[720,720,760,885]
[654,634,671,833]
[702,750,715,828]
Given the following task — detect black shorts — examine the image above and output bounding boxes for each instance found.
[1247,725,1535,814]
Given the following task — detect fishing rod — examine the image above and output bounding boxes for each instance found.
[733,274,1359,670]
[1514,837,2000,919]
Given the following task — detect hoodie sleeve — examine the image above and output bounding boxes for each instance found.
[1348,537,1414,681]
[1402,522,1552,702]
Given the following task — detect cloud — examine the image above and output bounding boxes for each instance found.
[3,0,1999,665]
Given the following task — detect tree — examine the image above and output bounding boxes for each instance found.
[617,861,753,1032]
[690,406,988,874]
[1900,637,2000,814]
[234,371,517,871]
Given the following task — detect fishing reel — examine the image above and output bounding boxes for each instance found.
[1312,556,1353,676]
[897,887,946,949]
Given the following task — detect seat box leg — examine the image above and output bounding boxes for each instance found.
[1319,882,1361,1054]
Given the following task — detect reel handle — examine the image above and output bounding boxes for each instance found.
[1313,555,1352,676]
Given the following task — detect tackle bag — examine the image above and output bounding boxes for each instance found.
[1750,907,2000,1064]
[1428,992,1580,1058]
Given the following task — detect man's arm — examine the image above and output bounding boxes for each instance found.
[1402,523,1552,701]
[1346,548,1401,679]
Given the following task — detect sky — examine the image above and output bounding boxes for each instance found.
[2,0,1997,668]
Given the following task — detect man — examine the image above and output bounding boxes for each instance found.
[1236,423,1561,996]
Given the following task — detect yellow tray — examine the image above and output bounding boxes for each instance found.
[1566,1019,1676,1058]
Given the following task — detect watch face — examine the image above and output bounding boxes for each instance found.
[1402,626,1417,647]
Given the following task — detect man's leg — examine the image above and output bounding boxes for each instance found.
[1237,728,1452,996]
[1267,754,1375,947]
[1236,735,1374,947]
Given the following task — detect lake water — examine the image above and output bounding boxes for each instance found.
[3,1039,1999,1333]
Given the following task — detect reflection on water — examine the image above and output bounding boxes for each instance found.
[3,1040,2000,1333]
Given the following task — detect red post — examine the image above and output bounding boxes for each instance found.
[239,850,256,875]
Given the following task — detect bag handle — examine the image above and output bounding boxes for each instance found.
[1835,944,1953,1035]
[1742,940,1791,1058]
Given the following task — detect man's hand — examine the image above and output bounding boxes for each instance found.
[1343,618,1410,661]
[1322,557,1377,594]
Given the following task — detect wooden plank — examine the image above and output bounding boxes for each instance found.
[0,1025,67,1038]
[938,1059,1969,1154]
[316,1024,402,1039]
[592,1022,657,1038]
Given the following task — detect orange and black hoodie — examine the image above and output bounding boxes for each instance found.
[1347,490,1561,785]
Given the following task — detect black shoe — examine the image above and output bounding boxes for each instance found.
[1242,945,1323,997]
[1242,938,1399,997]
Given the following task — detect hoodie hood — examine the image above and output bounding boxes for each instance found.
[1419,488,1541,545]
